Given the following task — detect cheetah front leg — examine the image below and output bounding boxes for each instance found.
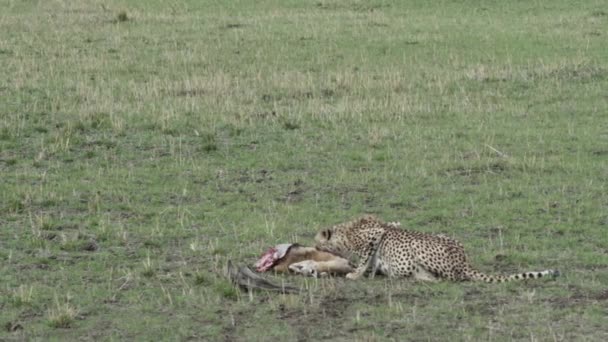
[346,229,386,280]
[346,256,372,280]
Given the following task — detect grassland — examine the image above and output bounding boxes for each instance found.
[1,0,607,340]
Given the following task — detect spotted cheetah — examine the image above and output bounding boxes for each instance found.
[314,215,560,282]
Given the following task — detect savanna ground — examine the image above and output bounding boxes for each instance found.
[1,0,607,340]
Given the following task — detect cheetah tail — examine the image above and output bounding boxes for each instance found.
[465,268,560,283]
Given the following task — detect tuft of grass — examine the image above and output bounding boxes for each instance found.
[116,11,128,23]
[210,247,227,256]
[214,280,238,300]
[200,132,218,152]
[5,198,25,213]
[193,272,209,286]
[47,297,79,329]
[141,253,156,278]
[9,285,35,307]
[282,120,300,130]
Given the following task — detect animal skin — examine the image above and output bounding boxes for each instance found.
[226,260,299,293]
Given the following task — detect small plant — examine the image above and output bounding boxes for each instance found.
[10,285,34,307]
[33,214,58,231]
[213,280,238,300]
[143,240,161,248]
[6,198,24,213]
[282,120,300,130]
[211,247,227,256]
[194,272,208,285]
[142,254,155,278]
[200,133,218,152]
[189,239,202,252]
[89,112,110,129]
[47,296,78,328]
[0,126,10,140]
[117,11,128,22]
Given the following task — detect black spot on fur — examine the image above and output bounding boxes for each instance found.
[537,272,542,278]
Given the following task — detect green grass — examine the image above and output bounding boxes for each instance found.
[1,0,607,340]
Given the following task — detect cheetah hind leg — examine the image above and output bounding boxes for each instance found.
[413,266,438,282]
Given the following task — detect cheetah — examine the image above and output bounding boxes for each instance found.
[314,215,560,282]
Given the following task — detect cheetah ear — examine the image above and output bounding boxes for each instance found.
[361,214,377,223]
[322,229,332,240]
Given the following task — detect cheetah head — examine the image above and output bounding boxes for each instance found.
[315,215,392,259]
[314,226,350,259]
